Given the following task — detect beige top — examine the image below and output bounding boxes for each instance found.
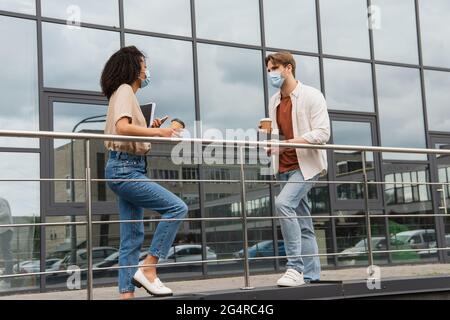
[104,84,151,155]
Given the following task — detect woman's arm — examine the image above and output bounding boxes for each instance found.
[116,117,177,137]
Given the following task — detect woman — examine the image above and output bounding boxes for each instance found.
[101,46,188,299]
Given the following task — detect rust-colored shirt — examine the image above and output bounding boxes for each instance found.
[276,95,300,173]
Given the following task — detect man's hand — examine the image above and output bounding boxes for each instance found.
[264,146,287,156]
[264,138,309,156]
[287,137,310,145]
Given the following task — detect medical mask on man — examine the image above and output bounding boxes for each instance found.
[268,72,285,89]
[140,69,150,88]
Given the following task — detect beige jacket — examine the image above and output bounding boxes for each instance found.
[268,81,330,180]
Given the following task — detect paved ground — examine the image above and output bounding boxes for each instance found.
[0,263,449,300]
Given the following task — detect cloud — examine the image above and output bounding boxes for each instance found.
[332,121,372,146]
[124,0,191,37]
[419,0,450,68]
[41,0,119,27]
[0,0,35,14]
[195,0,261,45]
[371,0,419,64]
[126,34,196,134]
[376,65,427,160]
[324,59,374,112]
[264,0,317,53]
[197,44,265,133]
[320,0,371,59]
[42,22,120,91]
[424,70,450,132]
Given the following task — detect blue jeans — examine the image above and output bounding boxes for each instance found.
[275,169,321,281]
[105,151,188,293]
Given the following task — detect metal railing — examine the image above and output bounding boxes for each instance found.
[1,129,450,299]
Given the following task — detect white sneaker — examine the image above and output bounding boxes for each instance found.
[277,269,305,287]
[132,269,173,297]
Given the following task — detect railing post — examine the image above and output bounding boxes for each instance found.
[85,139,94,300]
[361,151,374,270]
[239,146,253,290]
[438,184,448,214]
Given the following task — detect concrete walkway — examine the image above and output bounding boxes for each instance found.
[1,263,449,300]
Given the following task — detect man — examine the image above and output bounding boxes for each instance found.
[265,52,330,286]
[0,197,13,289]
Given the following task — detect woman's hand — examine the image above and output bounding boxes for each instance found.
[151,116,169,128]
[158,128,180,137]
[115,117,180,138]
[151,118,163,128]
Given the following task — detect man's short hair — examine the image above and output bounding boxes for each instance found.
[171,118,185,129]
[265,51,296,78]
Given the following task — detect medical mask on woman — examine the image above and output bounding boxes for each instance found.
[140,69,150,88]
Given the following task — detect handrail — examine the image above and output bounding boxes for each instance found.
[1,129,450,299]
[2,129,450,154]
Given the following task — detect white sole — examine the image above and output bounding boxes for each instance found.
[131,277,173,297]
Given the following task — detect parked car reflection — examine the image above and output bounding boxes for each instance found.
[13,258,62,274]
[233,240,286,259]
[158,244,217,265]
[54,246,119,271]
[338,229,437,265]
[93,251,148,277]
[391,229,436,250]
[418,234,450,257]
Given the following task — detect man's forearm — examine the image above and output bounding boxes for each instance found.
[286,137,310,145]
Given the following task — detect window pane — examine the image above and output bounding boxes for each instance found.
[126,34,196,135]
[332,121,377,200]
[0,0,35,14]
[324,59,374,112]
[420,0,450,68]
[376,65,426,160]
[268,54,321,98]
[42,22,120,91]
[264,0,317,53]
[198,44,264,134]
[335,211,388,266]
[320,0,370,59]
[435,142,450,213]
[204,165,275,274]
[383,163,434,263]
[372,0,418,64]
[0,153,40,292]
[53,102,113,203]
[0,16,38,148]
[195,0,261,45]
[124,0,191,37]
[41,0,119,27]
[333,121,373,146]
[424,70,450,132]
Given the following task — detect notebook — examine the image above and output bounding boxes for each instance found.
[140,102,156,128]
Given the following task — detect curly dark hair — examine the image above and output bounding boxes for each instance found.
[100,46,146,100]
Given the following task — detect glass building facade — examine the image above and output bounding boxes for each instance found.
[0,0,450,294]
